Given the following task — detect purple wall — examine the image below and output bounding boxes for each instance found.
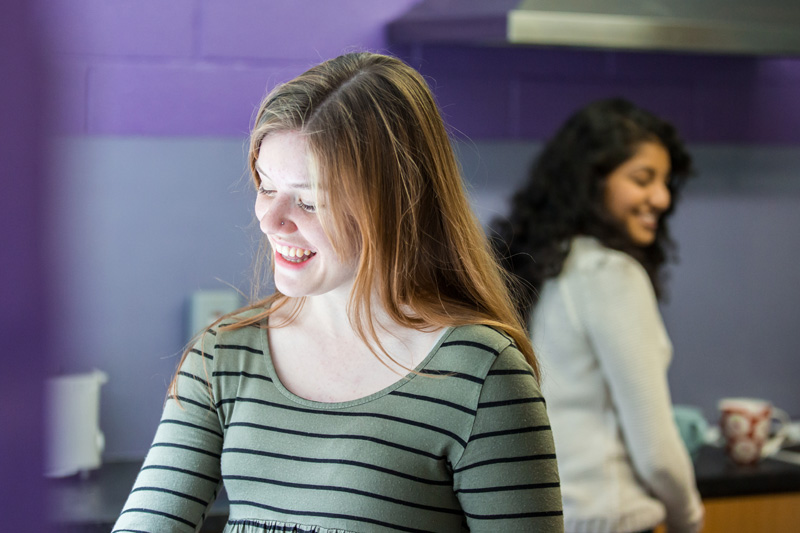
[400,45,800,145]
[1,1,49,531]
[41,0,800,144]
[44,0,421,136]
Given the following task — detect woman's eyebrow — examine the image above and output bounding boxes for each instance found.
[254,163,311,189]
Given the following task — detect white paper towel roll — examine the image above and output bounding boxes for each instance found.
[44,370,108,478]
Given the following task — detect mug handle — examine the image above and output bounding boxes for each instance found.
[761,407,791,457]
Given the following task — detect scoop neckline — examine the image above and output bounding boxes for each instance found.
[258,326,455,410]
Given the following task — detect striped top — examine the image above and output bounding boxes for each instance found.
[112,317,563,533]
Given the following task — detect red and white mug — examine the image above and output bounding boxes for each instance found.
[718,397,788,465]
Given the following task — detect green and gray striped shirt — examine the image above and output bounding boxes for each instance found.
[113,318,563,532]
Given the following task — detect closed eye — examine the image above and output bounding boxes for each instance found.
[297,199,316,213]
[257,183,316,213]
[257,185,276,197]
[630,170,655,186]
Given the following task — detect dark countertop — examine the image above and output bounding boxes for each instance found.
[48,445,800,531]
[47,461,229,533]
[694,445,800,499]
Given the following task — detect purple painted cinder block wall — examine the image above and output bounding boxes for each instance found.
[44,0,422,137]
[399,45,800,145]
[42,0,800,144]
[1,1,49,531]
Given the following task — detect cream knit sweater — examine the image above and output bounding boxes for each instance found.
[532,236,704,533]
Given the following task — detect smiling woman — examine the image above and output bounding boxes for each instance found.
[112,52,563,533]
[492,98,702,533]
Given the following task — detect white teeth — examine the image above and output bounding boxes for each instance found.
[273,243,314,261]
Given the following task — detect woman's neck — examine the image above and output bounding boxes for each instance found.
[266,293,447,403]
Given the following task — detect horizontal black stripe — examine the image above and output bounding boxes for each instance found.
[454,453,557,474]
[140,464,220,484]
[218,396,467,447]
[487,368,533,377]
[120,508,195,528]
[223,447,451,486]
[440,340,499,357]
[470,425,551,441]
[227,499,435,533]
[225,421,446,461]
[455,481,561,494]
[224,474,460,515]
[131,486,208,506]
[160,419,223,438]
[389,390,476,416]
[168,394,214,412]
[151,442,221,459]
[112,529,151,533]
[418,368,484,384]
[464,509,563,520]
[213,370,272,382]
[189,347,213,360]
[477,397,545,409]
[215,343,263,355]
[217,322,260,329]
[178,371,210,388]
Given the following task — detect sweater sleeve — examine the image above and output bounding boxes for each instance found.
[453,345,564,532]
[112,335,225,533]
[574,253,704,533]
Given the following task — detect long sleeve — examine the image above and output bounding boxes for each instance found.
[112,335,225,532]
[574,253,704,533]
[453,346,564,532]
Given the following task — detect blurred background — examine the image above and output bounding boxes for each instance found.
[6,0,799,528]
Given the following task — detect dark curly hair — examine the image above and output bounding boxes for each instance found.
[491,98,694,322]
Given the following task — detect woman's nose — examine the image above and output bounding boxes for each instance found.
[650,181,671,211]
[256,195,297,234]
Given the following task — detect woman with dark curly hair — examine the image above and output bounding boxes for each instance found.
[493,98,704,533]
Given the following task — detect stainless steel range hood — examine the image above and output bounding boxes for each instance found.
[388,0,800,56]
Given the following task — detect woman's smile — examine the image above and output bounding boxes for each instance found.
[272,241,316,263]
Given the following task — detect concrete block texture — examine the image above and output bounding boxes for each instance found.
[87,62,308,135]
[516,80,694,140]
[199,0,417,60]
[38,0,800,141]
[43,0,196,57]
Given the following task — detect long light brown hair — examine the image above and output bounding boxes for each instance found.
[171,52,538,396]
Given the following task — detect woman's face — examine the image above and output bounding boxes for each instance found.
[254,131,357,300]
[603,141,672,247]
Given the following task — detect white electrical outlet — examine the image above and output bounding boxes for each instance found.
[188,289,243,339]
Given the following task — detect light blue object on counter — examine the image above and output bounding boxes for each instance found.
[673,404,709,459]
